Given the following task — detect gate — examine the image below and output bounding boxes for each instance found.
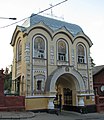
[95,95,104,112]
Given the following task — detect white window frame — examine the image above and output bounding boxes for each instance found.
[17,40,22,61]
[57,39,68,61]
[33,35,46,59]
[77,43,86,64]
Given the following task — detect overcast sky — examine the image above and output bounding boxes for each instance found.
[0,0,104,69]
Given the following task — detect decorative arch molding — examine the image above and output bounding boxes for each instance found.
[74,34,93,47]
[11,29,21,46]
[27,22,53,39]
[45,66,85,93]
[53,28,73,43]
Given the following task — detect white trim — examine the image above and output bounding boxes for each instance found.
[57,39,68,61]
[32,35,46,59]
[77,93,94,96]
[77,43,87,63]
[26,95,55,98]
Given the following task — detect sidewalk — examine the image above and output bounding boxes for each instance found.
[61,110,104,119]
[0,110,104,119]
[0,111,35,119]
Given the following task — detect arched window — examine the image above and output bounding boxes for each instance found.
[35,75,45,92]
[58,40,68,61]
[17,40,22,61]
[77,44,86,63]
[33,36,45,58]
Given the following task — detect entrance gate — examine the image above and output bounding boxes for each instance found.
[53,88,72,111]
[45,66,86,112]
[64,88,72,106]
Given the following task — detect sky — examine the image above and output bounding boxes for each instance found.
[0,0,104,69]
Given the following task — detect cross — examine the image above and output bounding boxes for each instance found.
[49,4,53,16]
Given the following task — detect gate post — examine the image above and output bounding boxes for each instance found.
[78,97,84,106]
[48,93,56,110]
[0,69,4,96]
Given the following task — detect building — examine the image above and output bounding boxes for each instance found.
[10,14,95,112]
[93,65,104,112]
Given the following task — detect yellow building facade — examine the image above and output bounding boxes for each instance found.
[10,14,95,112]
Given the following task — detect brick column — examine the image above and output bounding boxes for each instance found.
[0,69,5,107]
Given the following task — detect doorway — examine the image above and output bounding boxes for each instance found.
[55,73,75,110]
[64,88,72,106]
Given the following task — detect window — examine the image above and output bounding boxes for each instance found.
[77,44,86,63]
[35,75,45,92]
[58,40,66,61]
[34,36,45,58]
[86,96,90,100]
[17,40,22,61]
[37,80,42,91]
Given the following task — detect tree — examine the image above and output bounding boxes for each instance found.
[4,67,12,93]
[90,57,96,67]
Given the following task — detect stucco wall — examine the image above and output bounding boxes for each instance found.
[25,97,49,110]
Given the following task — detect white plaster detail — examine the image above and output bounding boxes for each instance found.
[48,97,55,109]
[25,43,30,63]
[83,76,88,90]
[50,46,54,65]
[76,96,78,106]
[78,97,84,106]
[50,66,85,93]
[72,48,75,66]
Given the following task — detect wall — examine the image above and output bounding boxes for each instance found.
[0,69,25,111]
[25,97,49,110]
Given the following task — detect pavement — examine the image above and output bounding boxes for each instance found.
[0,110,104,120]
[0,111,35,119]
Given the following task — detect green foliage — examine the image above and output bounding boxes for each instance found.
[4,68,12,93]
[91,57,96,67]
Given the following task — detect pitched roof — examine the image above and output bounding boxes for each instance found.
[92,65,104,75]
[23,14,83,36]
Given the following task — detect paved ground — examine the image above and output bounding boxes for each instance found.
[0,110,104,120]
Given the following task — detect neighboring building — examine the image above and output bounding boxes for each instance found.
[10,14,95,112]
[93,65,104,112]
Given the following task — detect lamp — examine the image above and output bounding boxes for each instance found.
[0,17,17,20]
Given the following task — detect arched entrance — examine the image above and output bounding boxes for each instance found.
[46,66,86,111]
[56,73,76,109]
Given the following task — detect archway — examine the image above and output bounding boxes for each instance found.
[55,73,77,108]
[48,66,85,93]
[45,66,86,110]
